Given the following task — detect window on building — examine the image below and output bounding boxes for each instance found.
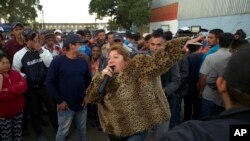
[161,25,170,31]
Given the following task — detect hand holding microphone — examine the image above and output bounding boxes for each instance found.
[99,66,115,97]
[101,66,114,78]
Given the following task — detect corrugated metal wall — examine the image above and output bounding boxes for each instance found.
[178,0,250,20]
[178,13,250,36]
[151,0,178,9]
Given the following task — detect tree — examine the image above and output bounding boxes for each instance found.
[89,0,151,29]
[0,0,42,26]
[89,0,118,19]
[107,19,119,31]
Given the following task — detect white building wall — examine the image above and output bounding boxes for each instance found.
[149,20,178,34]
[178,0,250,20]
[178,13,250,36]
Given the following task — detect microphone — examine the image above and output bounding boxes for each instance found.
[99,66,114,97]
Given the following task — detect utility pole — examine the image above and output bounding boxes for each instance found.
[42,9,44,29]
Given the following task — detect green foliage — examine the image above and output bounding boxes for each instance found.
[107,19,119,31]
[0,0,42,25]
[89,0,118,19]
[89,0,151,29]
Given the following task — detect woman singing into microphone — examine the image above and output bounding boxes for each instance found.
[86,37,190,141]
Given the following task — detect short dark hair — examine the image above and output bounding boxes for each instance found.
[234,29,246,39]
[209,29,224,39]
[96,29,105,36]
[152,31,165,39]
[164,31,173,41]
[219,33,234,48]
[230,39,249,52]
[144,34,152,42]
[106,31,115,39]
[0,54,12,66]
[76,30,84,36]
[83,29,91,36]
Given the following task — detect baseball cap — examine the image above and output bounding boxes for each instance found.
[44,31,55,40]
[23,29,37,40]
[11,22,24,30]
[143,33,149,38]
[223,43,250,94]
[54,29,62,34]
[64,34,87,47]
[113,33,123,41]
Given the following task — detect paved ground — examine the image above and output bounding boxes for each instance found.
[22,118,108,141]
[22,101,185,141]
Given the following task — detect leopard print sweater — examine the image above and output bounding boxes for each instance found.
[86,37,190,137]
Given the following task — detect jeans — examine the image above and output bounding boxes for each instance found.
[183,88,202,121]
[167,94,182,129]
[56,107,87,141]
[108,130,147,141]
[146,121,169,141]
[202,99,225,118]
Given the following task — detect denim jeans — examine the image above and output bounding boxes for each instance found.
[56,107,87,141]
[145,121,169,141]
[127,131,147,141]
[167,94,182,129]
[108,130,147,141]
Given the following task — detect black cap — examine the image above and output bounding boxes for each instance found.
[95,29,105,35]
[23,29,37,40]
[11,22,24,30]
[113,33,123,41]
[44,31,55,40]
[224,43,250,94]
[64,34,87,47]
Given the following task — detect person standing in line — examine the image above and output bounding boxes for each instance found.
[199,33,234,118]
[45,34,92,141]
[5,22,25,59]
[42,31,62,58]
[13,29,57,141]
[0,54,27,141]
[102,31,115,58]
[160,43,250,141]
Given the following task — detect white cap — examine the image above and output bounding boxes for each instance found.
[54,29,62,34]
[143,33,149,38]
[0,27,4,32]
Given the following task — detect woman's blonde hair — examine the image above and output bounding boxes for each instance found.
[108,45,130,62]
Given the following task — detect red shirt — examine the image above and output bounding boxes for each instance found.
[0,70,27,118]
[5,38,24,59]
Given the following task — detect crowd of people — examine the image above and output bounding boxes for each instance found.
[0,21,249,141]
